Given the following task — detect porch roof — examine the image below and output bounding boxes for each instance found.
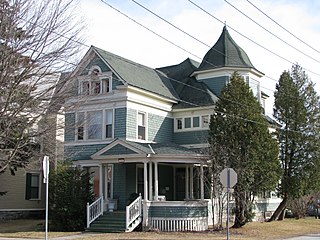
[91,138,206,163]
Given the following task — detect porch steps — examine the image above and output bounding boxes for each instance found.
[87,211,126,233]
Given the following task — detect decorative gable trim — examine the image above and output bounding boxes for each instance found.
[91,138,145,159]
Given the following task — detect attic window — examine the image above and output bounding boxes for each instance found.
[79,73,112,95]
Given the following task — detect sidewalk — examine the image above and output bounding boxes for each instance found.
[0,232,94,240]
[285,234,320,240]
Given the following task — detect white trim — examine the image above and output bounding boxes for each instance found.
[122,85,178,104]
[91,138,146,159]
[174,114,210,132]
[137,111,147,141]
[192,66,264,78]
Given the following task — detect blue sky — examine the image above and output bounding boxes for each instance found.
[78,0,320,114]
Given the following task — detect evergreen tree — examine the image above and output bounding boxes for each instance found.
[209,72,280,228]
[49,162,95,231]
[269,64,320,221]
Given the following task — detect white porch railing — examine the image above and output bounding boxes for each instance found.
[126,194,142,232]
[150,217,208,231]
[87,196,104,228]
[148,200,208,232]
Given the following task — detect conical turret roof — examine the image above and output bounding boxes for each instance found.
[198,26,257,71]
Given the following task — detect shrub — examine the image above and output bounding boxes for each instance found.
[49,162,95,231]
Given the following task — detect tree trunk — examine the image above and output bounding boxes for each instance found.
[232,189,246,228]
[268,196,288,222]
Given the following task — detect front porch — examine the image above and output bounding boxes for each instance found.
[87,196,208,232]
[82,139,209,232]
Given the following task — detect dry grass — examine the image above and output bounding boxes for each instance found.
[0,218,319,239]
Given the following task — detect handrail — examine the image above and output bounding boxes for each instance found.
[87,196,104,228]
[126,194,142,231]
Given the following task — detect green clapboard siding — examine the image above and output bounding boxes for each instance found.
[126,108,137,139]
[101,144,136,155]
[114,107,127,138]
[148,113,173,143]
[65,113,75,142]
[113,164,127,210]
[201,75,229,96]
[64,144,106,161]
[149,206,208,218]
[173,130,208,145]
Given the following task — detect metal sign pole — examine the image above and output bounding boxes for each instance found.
[43,156,49,240]
[227,168,230,240]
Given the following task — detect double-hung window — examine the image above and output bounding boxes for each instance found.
[25,173,40,200]
[88,111,103,140]
[138,112,146,140]
[105,109,113,139]
[75,110,114,141]
[76,112,85,140]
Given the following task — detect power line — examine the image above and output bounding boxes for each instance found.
[97,0,316,131]
[224,0,320,65]
[246,0,320,56]
[187,0,320,78]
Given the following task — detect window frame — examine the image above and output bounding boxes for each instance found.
[75,109,114,141]
[78,67,112,96]
[137,112,147,141]
[25,172,41,200]
[175,115,210,131]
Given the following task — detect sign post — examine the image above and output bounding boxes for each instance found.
[43,156,49,240]
[219,168,237,240]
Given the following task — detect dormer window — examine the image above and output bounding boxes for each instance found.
[78,66,112,95]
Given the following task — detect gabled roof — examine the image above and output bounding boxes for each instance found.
[198,26,260,73]
[92,46,179,101]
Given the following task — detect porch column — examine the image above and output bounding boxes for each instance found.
[154,162,159,201]
[149,162,153,201]
[190,165,194,199]
[185,165,189,200]
[99,164,103,198]
[200,163,204,200]
[144,162,148,200]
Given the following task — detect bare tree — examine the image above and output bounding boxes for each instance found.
[0,0,84,174]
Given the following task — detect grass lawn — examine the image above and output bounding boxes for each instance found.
[0,217,319,239]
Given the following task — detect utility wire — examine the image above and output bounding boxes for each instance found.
[224,0,320,64]
[131,0,280,85]
[246,0,320,56]
[98,0,315,130]
[187,0,320,78]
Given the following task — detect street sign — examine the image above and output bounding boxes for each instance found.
[43,156,49,183]
[219,167,237,240]
[219,167,237,188]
